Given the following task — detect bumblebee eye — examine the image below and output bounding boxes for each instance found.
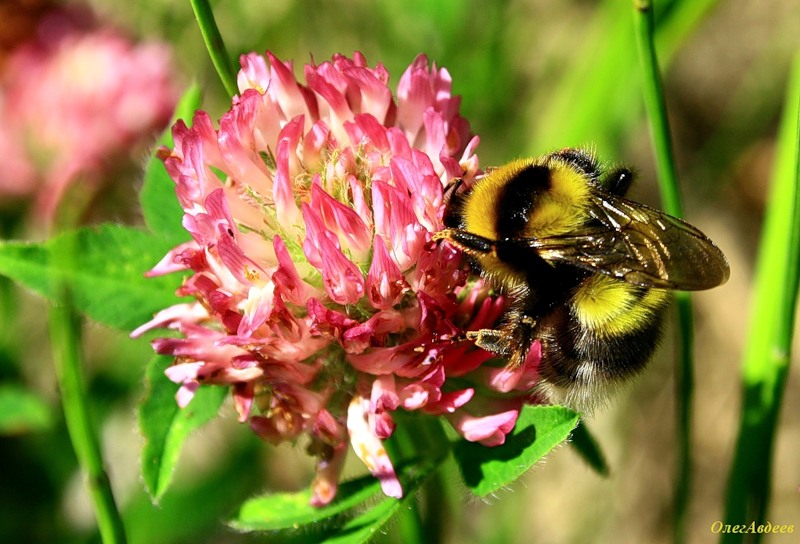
[604,168,634,196]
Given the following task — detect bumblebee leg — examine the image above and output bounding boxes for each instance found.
[433,228,495,255]
[466,328,512,355]
[467,311,537,369]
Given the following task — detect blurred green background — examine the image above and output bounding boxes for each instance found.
[1,0,798,542]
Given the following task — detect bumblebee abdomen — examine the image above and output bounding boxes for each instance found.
[570,274,669,337]
[535,273,670,409]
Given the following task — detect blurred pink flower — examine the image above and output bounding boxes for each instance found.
[134,51,542,505]
[0,8,178,216]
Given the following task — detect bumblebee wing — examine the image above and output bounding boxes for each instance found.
[525,193,730,290]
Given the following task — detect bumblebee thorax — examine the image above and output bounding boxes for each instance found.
[462,157,593,242]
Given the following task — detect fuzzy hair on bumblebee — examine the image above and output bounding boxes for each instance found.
[435,147,729,411]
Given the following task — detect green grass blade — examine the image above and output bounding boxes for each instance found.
[721,52,800,543]
[632,3,695,543]
[633,0,683,214]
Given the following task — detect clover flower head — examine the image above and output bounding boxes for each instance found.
[134,51,541,505]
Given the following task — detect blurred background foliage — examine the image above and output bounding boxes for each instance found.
[0,0,797,542]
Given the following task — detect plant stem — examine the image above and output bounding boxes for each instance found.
[189,0,238,97]
[383,422,425,544]
[50,295,126,543]
[48,242,126,543]
[385,414,450,544]
[721,53,800,543]
[671,290,694,544]
[48,185,126,543]
[416,417,451,544]
[396,496,426,544]
[633,0,683,215]
[633,3,695,544]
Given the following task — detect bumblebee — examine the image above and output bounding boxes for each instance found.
[435,148,729,410]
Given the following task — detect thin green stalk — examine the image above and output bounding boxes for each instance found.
[419,462,449,544]
[189,0,238,97]
[633,3,695,544]
[633,0,683,215]
[49,238,126,542]
[383,423,425,544]
[396,497,426,544]
[48,186,126,543]
[721,53,800,543]
[50,295,126,544]
[416,417,451,544]
[671,290,694,544]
